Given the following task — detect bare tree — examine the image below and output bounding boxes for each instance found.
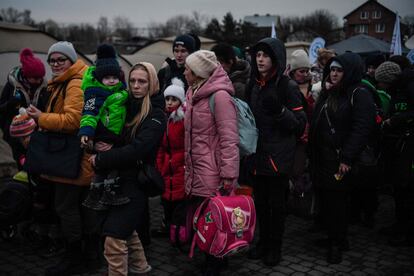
[204,18,222,41]
[37,19,62,39]
[97,16,110,43]
[147,22,171,38]
[402,15,414,37]
[0,7,35,25]
[113,16,134,40]
[147,11,208,39]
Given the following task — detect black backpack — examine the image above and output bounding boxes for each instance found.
[0,178,32,227]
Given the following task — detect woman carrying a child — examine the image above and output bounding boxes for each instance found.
[89,62,166,275]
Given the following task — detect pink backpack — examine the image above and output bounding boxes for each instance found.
[189,195,256,258]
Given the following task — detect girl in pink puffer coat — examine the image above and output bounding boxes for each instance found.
[183,50,239,275]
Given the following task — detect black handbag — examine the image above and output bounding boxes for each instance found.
[25,131,83,179]
[136,161,164,197]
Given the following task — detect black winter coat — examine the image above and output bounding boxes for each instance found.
[0,67,49,164]
[309,53,376,189]
[247,38,307,176]
[385,67,414,136]
[95,92,167,198]
[157,58,188,93]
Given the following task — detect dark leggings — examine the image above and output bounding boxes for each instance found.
[253,174,289,250]
[320,189,349,245]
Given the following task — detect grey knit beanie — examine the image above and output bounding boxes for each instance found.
[375,61,401,84]
[48,41,77,64]
[290,49,310,71]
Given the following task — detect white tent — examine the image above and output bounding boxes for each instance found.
[0,22,92,91]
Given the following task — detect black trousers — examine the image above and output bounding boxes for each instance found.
[320,189,349,245]
[253,174,289,251]
[394,186,414,239]
[54,182,89,242]
[349,165,378,221]
[161,199,186,228]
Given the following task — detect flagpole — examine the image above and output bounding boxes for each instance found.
[271,22,276,38]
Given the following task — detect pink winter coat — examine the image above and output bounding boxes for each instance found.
[184,65,239,198]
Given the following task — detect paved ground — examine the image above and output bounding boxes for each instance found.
[0,194,413,276]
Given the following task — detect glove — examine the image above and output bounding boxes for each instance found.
[262,94,283,115]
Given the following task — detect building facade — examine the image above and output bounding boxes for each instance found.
[343,0,398,42]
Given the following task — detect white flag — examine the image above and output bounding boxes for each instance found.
[390,13,402,56]
[271,22,276,38]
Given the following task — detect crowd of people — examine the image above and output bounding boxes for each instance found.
[0,33,413,276]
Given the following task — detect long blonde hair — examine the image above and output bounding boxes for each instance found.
[126,62,160,138]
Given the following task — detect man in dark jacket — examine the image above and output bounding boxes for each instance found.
[378,60,414,247]
[211,43,251,101]
[157,34,195,93]
[246,37,306,267]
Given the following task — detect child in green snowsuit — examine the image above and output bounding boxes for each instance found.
[79,44,128,210]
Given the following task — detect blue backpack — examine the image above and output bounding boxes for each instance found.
[209,94,258,157]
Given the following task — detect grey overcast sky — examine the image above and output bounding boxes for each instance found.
[1,0,413,27]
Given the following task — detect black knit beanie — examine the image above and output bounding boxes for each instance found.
[172,35,196,53]
[94,44,121,82]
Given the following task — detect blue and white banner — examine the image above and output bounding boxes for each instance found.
[390,13,402,56]
[407,49,414,64]
[309,37,325,65]
[271,21,277,38]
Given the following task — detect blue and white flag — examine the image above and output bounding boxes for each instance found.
[309,37,325,65]
[390,13,402,56]
[271,21,277,38]
[407,49,414,64]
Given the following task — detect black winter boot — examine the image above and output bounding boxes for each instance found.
[262,248,281,267]
[203,254,221,276]
[327,244,343,264]
[45,240,84,276]
[247,241,267,260]
[82,183,107,211]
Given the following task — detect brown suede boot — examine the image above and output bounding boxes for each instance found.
[104,236,128,276]
[127,231,152,274]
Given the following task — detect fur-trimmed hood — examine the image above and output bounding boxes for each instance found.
[168,105,185,122]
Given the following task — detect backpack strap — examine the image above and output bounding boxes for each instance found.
[49,77,82,112]
[208,93,216,114]
[189,198,211,258]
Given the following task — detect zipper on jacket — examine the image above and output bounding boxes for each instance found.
[169,159,173,201]
[105,110,110,126]
[269,156,279,173]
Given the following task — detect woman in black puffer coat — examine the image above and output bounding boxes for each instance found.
[91,62,166,275]
[309,52,376,264]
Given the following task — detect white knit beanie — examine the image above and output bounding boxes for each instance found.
[48,41,77,64]
[290,49,310,71]
[185,50,218,79]
[164,78,186,103]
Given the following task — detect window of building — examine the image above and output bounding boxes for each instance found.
[375,23,385,33]
[360,11,369,19]
[355,24,369,34]
[372,10,381,19]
